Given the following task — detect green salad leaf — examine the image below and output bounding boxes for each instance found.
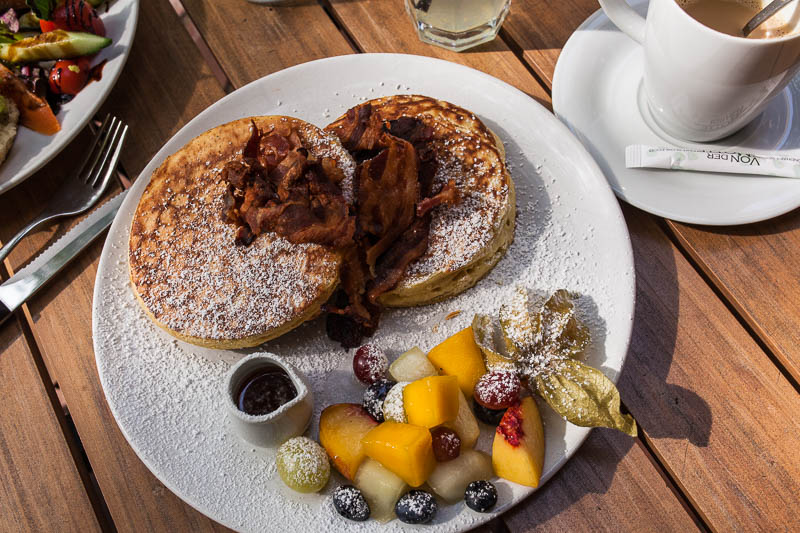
[533,358,637,436]
[26,0,57,21]
[0,23,16,44]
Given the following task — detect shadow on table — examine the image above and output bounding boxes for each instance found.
[504,205,712,528]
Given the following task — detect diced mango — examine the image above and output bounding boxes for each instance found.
[403,375,460,428]
[427,327,487,396]
[361,421,436,487]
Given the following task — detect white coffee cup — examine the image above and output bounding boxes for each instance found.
[599,0,800,141]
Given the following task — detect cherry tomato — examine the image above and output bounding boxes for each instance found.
[48,0,106,36]
[39,20,59,32]
[49,60,90,95]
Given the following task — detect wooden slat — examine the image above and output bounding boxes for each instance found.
[505,431,700,532]
[0,319,101,532]
[502,4,800,528]
[501,0,597,87]
[325,0,551,105]
[181,0,354,89]
[618,205,800,531]
[0,0,231,531]
[668,218,800,384]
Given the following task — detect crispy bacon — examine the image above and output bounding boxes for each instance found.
[260,133,290,168]
[416,179,458,218]
[223,113,461,347]
[337,104,383,151]
[367,216,430,304]
[357,133,420,271]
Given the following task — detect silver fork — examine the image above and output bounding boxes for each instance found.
[0,115,129,263]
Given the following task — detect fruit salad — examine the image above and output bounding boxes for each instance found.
[268,288,636,525]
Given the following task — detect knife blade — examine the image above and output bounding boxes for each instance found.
[0,190,127,325]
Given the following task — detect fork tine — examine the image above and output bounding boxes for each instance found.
[90,121,126,188]
[87,119,122,187]
[82,116,120,184]
[92,124,128,192]
[75,114,113,181]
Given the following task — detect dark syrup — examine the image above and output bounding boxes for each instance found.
[236,365,297,416]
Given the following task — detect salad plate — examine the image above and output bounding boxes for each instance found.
[0,0,138,195]
[93,54,635,532]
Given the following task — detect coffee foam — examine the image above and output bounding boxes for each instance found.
[677,0,800,38]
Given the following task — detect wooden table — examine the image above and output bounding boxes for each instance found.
[1,1,799,531]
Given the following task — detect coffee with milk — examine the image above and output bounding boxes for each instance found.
[678,0,796,38]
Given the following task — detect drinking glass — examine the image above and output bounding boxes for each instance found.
[405,0,512,52]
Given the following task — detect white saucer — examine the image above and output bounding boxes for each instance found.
[553,0,800,225]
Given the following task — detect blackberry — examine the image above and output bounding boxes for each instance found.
[332,485,370,522]
[395,490,437,524]
[472,401,506,425]
[465,480,497,512]
[362,379,395,422]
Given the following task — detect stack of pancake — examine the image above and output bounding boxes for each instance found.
[129,96,515,349]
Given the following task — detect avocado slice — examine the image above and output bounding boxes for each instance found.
[0,30,111,64]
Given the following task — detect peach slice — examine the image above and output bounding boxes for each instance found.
[492,396,545,487]
[319,403,378,480]
[427,327,487,396]
[403,375,460,428]
[361,421,436,487]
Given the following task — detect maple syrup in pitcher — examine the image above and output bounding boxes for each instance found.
[235,365,297,416]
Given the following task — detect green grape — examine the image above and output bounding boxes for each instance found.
[276,436,330,493]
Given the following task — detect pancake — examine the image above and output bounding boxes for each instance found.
[326,95,516,308]
[129,116,355,349]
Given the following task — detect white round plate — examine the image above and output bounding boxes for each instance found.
[0,0,139,195]
[93,54,635,532]
[553,0,800,225]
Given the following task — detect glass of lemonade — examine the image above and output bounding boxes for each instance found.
[405,0,512,52]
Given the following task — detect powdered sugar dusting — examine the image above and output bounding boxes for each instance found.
[94,57,635,533]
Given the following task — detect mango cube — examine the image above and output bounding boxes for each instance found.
[403,375,460,428]
[427,327,487,396]
[361,421,436,487]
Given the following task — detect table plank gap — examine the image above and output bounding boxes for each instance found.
[14,307,119,532]
[317,0,365,54]
[180,0,354,91]
[169,0,235,93]
[635,432,710,532]
[497,26,554,99]
[658,219,800,391]
[0,317,102,532]
[665,219,800,388]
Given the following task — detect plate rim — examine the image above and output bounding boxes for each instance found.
[93,52,636,532]
[0,0,140,195]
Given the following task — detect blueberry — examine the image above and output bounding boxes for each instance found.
[395,490,437,524]
[472,401,506,425]
[465,480,497,512]
[362,379,395,422]
[332,485,370,522]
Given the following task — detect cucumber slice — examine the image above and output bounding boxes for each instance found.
[0,30,111,64]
